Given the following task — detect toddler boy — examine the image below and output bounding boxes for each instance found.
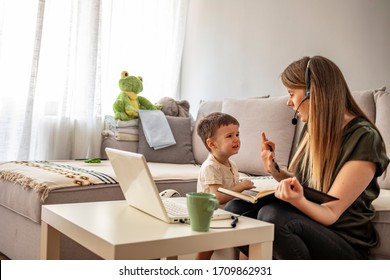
[195,112,254,259]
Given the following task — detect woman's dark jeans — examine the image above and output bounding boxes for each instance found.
[224,198,368,260]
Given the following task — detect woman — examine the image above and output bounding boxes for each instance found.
[225,56,389,259]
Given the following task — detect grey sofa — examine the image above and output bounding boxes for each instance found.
[0,88,389,260]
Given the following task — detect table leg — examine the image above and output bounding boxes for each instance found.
[40,221,61,260]
[248,241,272,260]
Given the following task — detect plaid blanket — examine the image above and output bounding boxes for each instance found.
[0,161,117,202]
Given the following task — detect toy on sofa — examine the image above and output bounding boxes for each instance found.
[158,96,191,118]
[113,71,161,121]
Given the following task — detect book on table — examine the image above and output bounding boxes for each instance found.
[217,176,339,204]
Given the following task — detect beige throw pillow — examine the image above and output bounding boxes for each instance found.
[222,96,296,175]
[374,90,390,190]
[138,116,195,164]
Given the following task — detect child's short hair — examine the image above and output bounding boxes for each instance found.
[197,112,239,151]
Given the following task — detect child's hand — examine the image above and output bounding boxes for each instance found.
[237,179,255,192]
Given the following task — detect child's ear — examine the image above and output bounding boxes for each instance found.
[206,138,215,150]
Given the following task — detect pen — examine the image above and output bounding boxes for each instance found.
[267,144,281,173]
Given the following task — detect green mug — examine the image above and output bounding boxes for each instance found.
[186,192,219,232]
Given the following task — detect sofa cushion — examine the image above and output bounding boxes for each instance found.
[352,89,377,123]
[101,135,138,158]
[221,96,296,176]
[147,162,200,181]
[192,96,271,166]
[0,161,122,223]
[374,89,390,190]
[371,189,390,259]
[138,116,195,164]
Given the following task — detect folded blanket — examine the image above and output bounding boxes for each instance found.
[102,130,139,141]
[138,110,176,150]
[116,119,138,128]
[0,161,117,202]
[104,115,139,131]
[117,127,139,135]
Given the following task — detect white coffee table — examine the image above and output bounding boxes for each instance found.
[41,200,274,260]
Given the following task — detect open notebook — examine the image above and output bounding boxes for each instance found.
[105,148,232,223]
[218,176,338,204]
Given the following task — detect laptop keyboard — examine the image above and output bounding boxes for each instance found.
[162,199,188,216]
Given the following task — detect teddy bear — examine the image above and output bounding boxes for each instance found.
[113,71,161,121]
[158,97,194,128]
[158,96,191,118]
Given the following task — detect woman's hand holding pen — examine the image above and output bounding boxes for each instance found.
[261,132,281,174]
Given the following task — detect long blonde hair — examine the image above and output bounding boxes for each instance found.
[282,56,378,192]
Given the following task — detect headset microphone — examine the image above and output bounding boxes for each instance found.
[291,95,309,125]
[291,59,311,125]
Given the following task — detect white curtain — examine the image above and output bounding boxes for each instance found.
[0,0,188,161]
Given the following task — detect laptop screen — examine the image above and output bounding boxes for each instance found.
[105,148,170,222]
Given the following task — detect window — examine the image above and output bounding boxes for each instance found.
[0,0,188,160]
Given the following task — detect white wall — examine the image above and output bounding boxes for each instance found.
[181,0,390,115]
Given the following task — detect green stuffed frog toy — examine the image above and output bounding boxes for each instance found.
[113,71,161,121]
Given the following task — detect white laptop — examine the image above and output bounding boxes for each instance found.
[105,148,232,223]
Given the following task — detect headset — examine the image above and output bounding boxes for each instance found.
[209,215,239,229]
[209,208,264,229]
[210,208,261,229]
[291,59,311,125]
[180,214,239,229]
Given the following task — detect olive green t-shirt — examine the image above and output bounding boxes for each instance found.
[295,117,389,248]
